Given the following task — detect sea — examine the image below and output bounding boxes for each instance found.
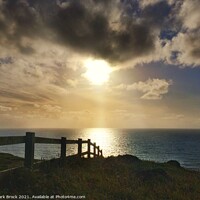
[0,128,200,170]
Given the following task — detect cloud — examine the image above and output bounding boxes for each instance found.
[115,79,172,99]
[139,0,175,8]
[0,105,12,112]
[163,31,200,66]
[48,0,159,63]
[159,0,200,67]
[0,36,83,107]
[0,0,42,52]
[0,0,199,69]
[0,0,199,126]
[0,0,171,64]
[56,0,71,9]
[139,0,162,8]
[142,1,171,27]
[43,104,62,113]
[178,0,200,30]
[0,57,13,65]
[66,79,78,87]
[162,113,184,120]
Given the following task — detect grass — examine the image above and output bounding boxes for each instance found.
[0,154,200,200]
[0,153,24,171]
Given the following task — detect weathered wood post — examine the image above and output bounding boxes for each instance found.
[97,146,100,157]
[24,132,35,168]
[94,142,96,158]
[78,138,82,158]
[61,137,66,160]
[87,139,91,158]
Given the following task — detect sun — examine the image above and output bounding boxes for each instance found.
[83,59,112,85]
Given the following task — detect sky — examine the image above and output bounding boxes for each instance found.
[0,0,200,128]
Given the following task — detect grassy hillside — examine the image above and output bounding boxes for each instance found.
[0,154,200,200]
[0,153,24,171]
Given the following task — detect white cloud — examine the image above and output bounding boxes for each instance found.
[56,0,70,9]
[159,0,200,67]
[139,0,162,8]
[163,113,184,120]
[115,79,172,100]
[34,104,40,108]
[0,38,81,108]
[178,0,200,30]
[114,84,127,90]
[43,105,62,113]
[136,0,200,68]
[139,0,175,8]
[164,31,200,67]
[66,79,78,87]
[0,105,12,112]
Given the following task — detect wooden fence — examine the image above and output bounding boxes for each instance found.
[0,132,103,168]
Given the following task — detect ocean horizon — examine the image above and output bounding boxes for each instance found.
[0,128,200,170]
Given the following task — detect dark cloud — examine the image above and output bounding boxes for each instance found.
[0,0,166,62]
[0,90,52,103]
[17,44,36,55]
[143,1,171,27]
[187,32,200,59]
[48,0,157,62]
[0,57,14,65]
[0,0,43,54]
[0,0,199,66]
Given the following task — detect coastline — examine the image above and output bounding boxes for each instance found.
[0,153,200,199]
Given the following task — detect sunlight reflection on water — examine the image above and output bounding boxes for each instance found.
[0,128,200,169]
[81,128,115,156]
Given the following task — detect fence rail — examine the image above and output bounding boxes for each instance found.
[0,132,103,169]
[0,136,25,146]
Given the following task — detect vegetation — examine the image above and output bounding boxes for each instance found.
[0,153,24,171]
[0,153,200,200]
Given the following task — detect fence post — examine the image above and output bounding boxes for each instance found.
[24,132,35,168]
[61,137,66,160]
[78,138,82,158]
[97,146,100,157]
[101,150,103,157]
[94,142,96,158]
[87,139,91,158]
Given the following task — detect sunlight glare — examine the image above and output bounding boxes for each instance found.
[85,128,113,151]
[83,59,112,85]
